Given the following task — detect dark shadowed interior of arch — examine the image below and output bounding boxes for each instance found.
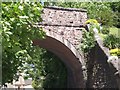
[39,50,68,88]
[33,36,85,88]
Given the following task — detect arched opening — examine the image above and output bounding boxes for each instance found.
[39,50,68,88]
[33,36,85,88]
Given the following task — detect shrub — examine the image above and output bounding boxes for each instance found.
[85,19,98,24]
[81,29,96,53]
[81,19,99,53]
[103,34,120,49]
[101,26,110,34]
[110,48,120,57]
[85,19,100,33]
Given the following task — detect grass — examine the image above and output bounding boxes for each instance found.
[98,33,107,40]
[99,26,120,39]
[109,26,120,38]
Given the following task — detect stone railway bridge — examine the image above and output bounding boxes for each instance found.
[33,6,119,88]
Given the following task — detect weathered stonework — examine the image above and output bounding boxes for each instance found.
[41,6,87,26]
[41,26,83,48]
[34,6,87,88]
[39,6,87,49]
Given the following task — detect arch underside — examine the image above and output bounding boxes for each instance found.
[33,35,85,88]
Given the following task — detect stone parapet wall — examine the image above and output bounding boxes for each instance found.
[41,6,87,27]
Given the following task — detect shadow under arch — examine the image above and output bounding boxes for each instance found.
[33,31,85,88]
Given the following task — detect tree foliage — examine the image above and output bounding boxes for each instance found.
[2,2,45,85]
[10,45,67,89]
[109,2,120,27]
[80,22,97,53]
[20,48,67,89]
[2,2,67,88]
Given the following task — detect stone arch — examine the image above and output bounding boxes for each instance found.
[33,30,86,88]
